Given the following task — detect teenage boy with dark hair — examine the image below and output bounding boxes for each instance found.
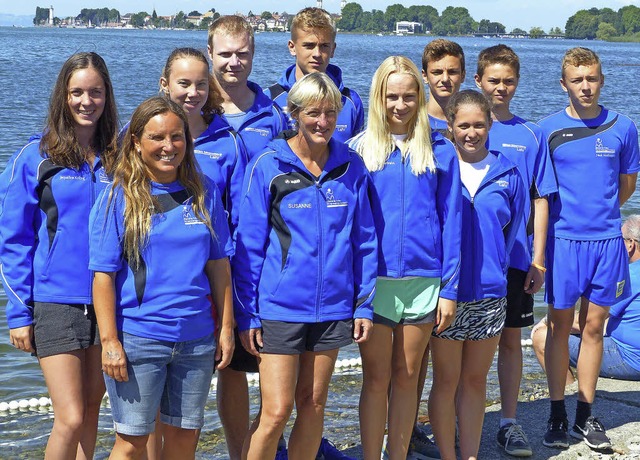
[422,38,466,134]
[405,38,467,460]
[475,44,557,457]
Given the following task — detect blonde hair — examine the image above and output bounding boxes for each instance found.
[287,72,343,122]
[208,15,254,52]
[291,7,336,41]
[562,47,601,78]
[353,56,435,175]
[111,96,212,267]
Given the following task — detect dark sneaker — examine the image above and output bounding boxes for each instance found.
[496,423,533,457]
[570,416,612,450]
[543,417,569,448]
[408,425,441,460]
[316,437,356,460]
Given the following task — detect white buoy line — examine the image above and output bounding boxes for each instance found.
[0,340,534,415]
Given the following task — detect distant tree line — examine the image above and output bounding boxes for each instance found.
[336,2,561,36]
[565,6,640,40]
[77,8,120,25]
[33,6,219,29]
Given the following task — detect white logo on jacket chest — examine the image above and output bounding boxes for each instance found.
[245,127,270,137]
[195,149,223,160]
[59,175,85,181]
[502,143,526,152]
[493,179,509,188]
[326,188,348,208]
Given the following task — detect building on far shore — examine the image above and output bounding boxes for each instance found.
[395,21,424,35]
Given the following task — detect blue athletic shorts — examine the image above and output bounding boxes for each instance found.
[545,237,630,309]
[105,331,216,436]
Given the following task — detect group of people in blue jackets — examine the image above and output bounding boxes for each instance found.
[2,6,639,460]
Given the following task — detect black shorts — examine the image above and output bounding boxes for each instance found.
[33,302,99,358]
[228,328,259,373]
[260,319,353,355]
[505,268,535,328]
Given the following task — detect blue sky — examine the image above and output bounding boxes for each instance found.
[3,0,639,31]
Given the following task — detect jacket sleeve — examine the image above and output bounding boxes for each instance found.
[88,185,124,274]
[351,170,378,320]
[532,126,558,198]
[505,170,526,256]
[620,118,640,174]
[436,146,462,301]
[274,105,289,137]
[228,133,248,237]
[232,158,270,331]
[0,145,41,328]
[351,90,365,137]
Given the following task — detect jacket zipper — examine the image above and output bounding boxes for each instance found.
[315,180,323,322]
[399,152,406,276]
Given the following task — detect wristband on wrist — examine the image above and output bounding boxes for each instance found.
[531,262,547,272]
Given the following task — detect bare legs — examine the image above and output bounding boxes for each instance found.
[497,327,523,420]
[218,367,250,460]
[39,345,105,460]
[359,323,432,459]
[109,427,199,460]
[430,335,501,460]
[531,319,575,386]
[243,350,339,460]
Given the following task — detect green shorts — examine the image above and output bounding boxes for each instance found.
[372,277,440,327]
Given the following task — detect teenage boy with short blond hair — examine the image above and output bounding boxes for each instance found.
[539,47,639,450]
[266,7,364,143]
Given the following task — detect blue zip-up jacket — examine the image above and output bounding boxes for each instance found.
[194,116,247,233]
[352,131,462,300]
[264,64,365,143]
[224,81,288,160]
[458,151,525,302]
[233,135,378,330]
[0,139,111,329]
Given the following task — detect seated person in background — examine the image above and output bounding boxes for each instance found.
[532,214,640,384]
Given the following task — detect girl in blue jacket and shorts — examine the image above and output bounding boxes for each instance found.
[0,52,118,459]
[350,56,461,460]
[429,90,525,460]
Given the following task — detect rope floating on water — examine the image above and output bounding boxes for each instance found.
[0,339,535,414]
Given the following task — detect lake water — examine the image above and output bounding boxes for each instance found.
[0,27,639,458]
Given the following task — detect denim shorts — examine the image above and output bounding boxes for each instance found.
[105,331,216,436]
[569,334,640,381]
